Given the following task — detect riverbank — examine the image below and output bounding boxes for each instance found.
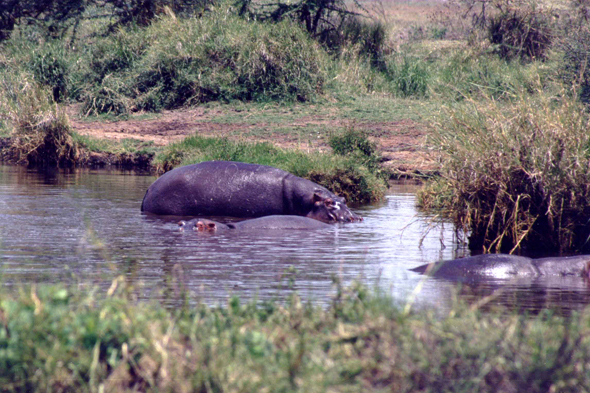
[0,279,588,392]
[66,101,438,178]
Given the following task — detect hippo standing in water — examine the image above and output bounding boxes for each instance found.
[142,161,362,223]
[178,215,332,232]
[411,254,590,280]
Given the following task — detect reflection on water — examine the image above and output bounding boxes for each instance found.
[0,165,589,313]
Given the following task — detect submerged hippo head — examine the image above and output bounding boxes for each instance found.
[306,192,362,223]
[194,219,223,232]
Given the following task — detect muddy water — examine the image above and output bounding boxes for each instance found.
[1,165,590,312]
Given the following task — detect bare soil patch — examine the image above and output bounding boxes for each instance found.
[68,106,437,175]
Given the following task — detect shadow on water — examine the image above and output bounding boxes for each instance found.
[0,165,590,313]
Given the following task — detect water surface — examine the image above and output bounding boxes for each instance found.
[1,165,589,312]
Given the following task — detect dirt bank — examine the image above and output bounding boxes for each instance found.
[69,105,437,177]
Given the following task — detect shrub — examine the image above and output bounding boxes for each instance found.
[0,74,78,166]
[559,24,590,105]
[81,76,132,117]
[319,17,387,68]
[80,14,325,114]
[487,5,553,61]
[419,91,590,254]
[328,126,386,177]
[27,42,73,102]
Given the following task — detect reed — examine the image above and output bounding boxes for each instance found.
[419,88,590,254]
[0,73,78,167]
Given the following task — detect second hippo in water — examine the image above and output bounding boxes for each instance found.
[179,215,332,232]
[411,254,590,280]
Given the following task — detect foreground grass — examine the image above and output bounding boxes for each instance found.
[1,279,589,392]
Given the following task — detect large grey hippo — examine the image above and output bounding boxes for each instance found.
[411,254,590,279]
[179,215,332,232]
[141,161,362,223]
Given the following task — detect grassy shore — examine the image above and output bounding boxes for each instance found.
[0,279,589,392]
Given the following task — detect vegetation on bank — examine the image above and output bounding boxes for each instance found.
[1,279,589,392]
[419,91,590,254]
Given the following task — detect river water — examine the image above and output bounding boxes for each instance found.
[1,165,590,313]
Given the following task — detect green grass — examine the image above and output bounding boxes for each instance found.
[1,278,589,392]
[72,133,157,156]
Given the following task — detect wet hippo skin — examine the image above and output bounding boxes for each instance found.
[411,254,590,279]
[142,161,362,223]
[179,215,332,232]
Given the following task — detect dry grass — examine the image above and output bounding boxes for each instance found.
[0,75,78,166]
[419,88,590,254]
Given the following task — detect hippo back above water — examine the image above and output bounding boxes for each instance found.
[141,161,362,223]
[411,254,590,280]
[180,216,332,232]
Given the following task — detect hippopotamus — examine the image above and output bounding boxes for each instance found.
[142,161,362,223]
[178,215,332,232]
[411,254,590,280]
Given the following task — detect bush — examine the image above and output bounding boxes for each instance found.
[80,14,326,114]
[0,74,78,166]
[559,24,590,105]
[319,17,387,68]
[27,42,73,102]
[419,91,590,254]
[487,5,553,61]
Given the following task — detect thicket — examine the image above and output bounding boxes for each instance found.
[1,279,590,392]
[419,90,590,254]
[0,72,79,167]
[79,14,326,116]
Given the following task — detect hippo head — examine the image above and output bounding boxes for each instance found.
[194,219,218,232]
[306,192,363,223]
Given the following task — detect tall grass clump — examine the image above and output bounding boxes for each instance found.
[0,73,78,167]
[26,41,78,103]
[318,17,387,69]
[430,48,554,101]
[383,54,430,97]
[487,3,553,62]
[558,23,590,105]
[2,279,590,392]
[80,13,326,115]
[419,90,590,254]
[154,134,386,203]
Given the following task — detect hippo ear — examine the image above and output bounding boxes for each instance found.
[312,192,324,203]
[207,222,216,230]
